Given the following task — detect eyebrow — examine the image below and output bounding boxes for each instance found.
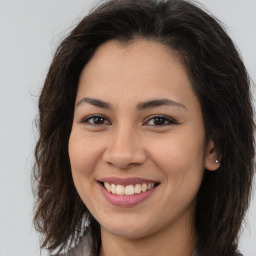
[137,98,186,110]
[76,97,186,110]
[76,97,112,109]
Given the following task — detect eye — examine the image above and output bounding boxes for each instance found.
[81,115,111,125]
[144,115,178,126]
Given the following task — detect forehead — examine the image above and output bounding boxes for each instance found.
[76,39,198,110]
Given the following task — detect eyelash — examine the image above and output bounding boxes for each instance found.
[144,115,178,126]
[81,115,110,126]
[81,114,178,127]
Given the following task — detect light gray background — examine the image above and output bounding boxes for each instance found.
[0,1,255,255]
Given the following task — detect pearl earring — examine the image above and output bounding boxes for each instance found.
[215,159,219,163]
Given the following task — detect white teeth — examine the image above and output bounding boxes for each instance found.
[105,182,111,192]
[103,182,156,196]
[125,185,134,195]
[142,183,147,192]
[134,184,142,194]
[111,184,116,194]
[116,185,125,195]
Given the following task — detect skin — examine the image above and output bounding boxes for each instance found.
[69,39,219,256]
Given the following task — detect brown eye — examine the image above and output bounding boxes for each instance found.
[145,115,177,126]
[92,116,105,124]
[82,115,110,125]
[153,117,166,125]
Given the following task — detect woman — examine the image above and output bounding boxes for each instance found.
[33,0,255,255]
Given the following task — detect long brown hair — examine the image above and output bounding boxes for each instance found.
[33,0,255,255]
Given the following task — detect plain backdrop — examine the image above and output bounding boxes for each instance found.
[0,1,255,255]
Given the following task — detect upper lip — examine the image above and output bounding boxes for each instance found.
[98,177,160,186]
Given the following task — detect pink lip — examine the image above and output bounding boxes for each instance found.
[99,177,159,186]
[98,181,159,207]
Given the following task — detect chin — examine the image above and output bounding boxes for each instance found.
[105,227,151,239]
[100,217,156,239]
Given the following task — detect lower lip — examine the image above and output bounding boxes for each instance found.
[99,183,158,207]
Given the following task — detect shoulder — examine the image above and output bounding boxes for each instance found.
[58,234,92,256]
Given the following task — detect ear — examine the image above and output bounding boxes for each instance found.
[205,139,221,171]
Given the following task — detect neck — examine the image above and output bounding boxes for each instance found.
[99,211,197,256]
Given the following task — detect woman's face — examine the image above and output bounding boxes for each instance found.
[69,39,218,240]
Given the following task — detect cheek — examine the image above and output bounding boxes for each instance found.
[68,131,101,176]
[68,132,100,209]
[147,132,205,195]
[149,134,205,170]
[68,132,97,200]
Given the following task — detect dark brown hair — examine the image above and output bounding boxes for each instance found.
[33,0,255,255]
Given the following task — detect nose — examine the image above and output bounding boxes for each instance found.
[103,126,147,169]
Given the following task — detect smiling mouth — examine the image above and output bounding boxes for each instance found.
[99,181,160,196]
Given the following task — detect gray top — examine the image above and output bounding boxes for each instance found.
[60,235,243,256]
[60,234,199,256]
[60,235,91,256]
